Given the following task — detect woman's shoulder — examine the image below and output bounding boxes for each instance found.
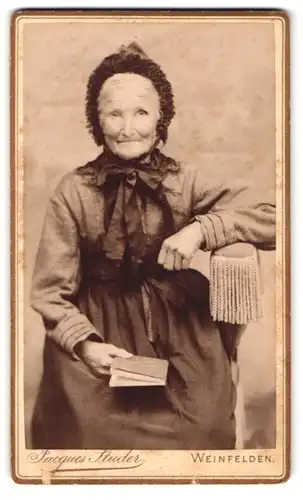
[159,150,199,174]
[52,156,101,197]
[45,158,101,214]
[160,152,199,192]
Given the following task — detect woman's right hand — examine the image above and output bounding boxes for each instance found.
[75,340,133,376]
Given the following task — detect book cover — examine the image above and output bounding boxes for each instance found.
[109,356,169,387]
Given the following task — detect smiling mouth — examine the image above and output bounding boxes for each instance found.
[117,139,140,143]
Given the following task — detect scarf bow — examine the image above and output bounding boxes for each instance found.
[96,149,175,270]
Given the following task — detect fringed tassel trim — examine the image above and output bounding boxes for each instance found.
[210,251,262,324]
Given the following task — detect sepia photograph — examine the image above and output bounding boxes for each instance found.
[11,10,289,483]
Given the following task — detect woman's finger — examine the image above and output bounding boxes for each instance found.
[113,348,133,359]
[158,243,168,265]
[181,255,191,269]
[107,345,133,359]
[163,250,175,270]
[94,366,111,376]
[100,355,113,368]
[85,364,110,378]
[173,252,183,271]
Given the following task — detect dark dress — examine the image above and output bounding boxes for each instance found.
[30,148,275,450]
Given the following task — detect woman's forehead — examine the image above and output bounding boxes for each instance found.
[99,73,159,107]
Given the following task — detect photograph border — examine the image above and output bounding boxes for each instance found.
[10,8,290,485]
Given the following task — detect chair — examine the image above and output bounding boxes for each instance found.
[209,242,262,449]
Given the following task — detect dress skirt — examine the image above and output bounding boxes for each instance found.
[31,268,236,450]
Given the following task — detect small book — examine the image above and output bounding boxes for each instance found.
[109,356,169,387]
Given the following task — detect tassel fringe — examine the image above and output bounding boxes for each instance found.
[210,252,262,324]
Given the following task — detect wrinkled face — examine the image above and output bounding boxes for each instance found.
[99,73,160,160]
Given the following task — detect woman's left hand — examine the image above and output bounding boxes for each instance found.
[158,221,204,271]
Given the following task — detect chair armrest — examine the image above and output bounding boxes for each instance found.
[209,243,262,324]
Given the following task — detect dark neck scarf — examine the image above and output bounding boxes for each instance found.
[96,147,178,270]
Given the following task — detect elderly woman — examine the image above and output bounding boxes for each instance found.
[30,43,275,450]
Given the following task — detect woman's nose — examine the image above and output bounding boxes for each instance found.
[120,116,134,137]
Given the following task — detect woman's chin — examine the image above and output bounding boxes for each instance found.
[108,142,152,161]
[114,150,147,161]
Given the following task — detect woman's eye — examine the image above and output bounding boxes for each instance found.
[109,111,121,117]
[136,109,148,116]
